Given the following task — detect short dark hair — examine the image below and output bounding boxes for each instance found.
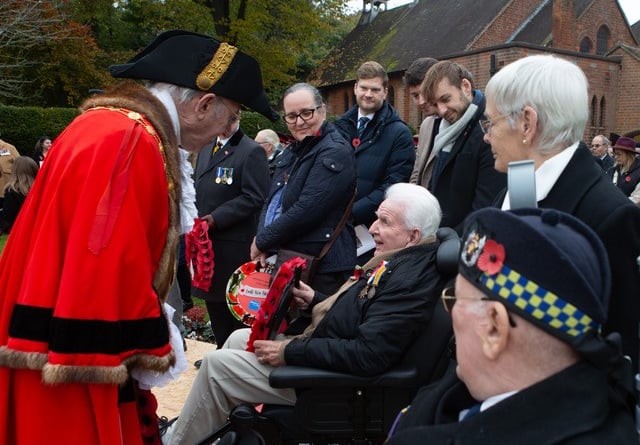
[421,61,475,102]
[403,58,439,87]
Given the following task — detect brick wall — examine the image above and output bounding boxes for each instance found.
[321,0,640,139]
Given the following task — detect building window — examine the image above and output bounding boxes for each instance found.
[387,85,395,107]
[579,36,593,53]
[343,92,350,112]
[591,95,597,127]
[599,96,606,128]
[596,25,610,55]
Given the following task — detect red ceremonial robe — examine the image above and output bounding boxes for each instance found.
[0,82,181,445]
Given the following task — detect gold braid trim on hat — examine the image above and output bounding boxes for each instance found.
[196,42,238,90]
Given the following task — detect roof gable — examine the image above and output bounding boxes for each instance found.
[310,0,510,86]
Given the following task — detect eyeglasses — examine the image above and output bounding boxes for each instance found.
[283,106,323,124]
[479,113,511,135]
[440,287,516,327]
[591,143,603,148]
[219,99,240,126]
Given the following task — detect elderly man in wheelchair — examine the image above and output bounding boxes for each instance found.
[161,183,458,445]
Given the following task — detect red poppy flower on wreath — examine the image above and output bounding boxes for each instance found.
[352,138,361,148]
[477,239,505,275]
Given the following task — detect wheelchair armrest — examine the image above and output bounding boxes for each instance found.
[269,365,418,388]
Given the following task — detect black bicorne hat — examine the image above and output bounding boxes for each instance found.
[109,30,278,121]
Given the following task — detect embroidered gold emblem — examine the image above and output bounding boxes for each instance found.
[196,42,238,90]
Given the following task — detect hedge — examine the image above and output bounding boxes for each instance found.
[0,105,288,156]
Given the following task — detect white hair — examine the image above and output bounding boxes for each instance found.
[255,129,281,149]
[145,81,202,104]
[485,54,588,155]
[384,183,441,239]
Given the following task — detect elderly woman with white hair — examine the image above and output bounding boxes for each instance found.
[481,53,640,368]
[162,183,448,445]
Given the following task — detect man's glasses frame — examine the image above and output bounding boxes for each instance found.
[283,106,323,124]
[440,287,516,327]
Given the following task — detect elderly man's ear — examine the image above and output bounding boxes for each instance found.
[480,302,512,360]
[407,228,421,247]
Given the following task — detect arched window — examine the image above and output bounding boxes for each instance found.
[596,25,610,55]
[343,92,350,112]
[590,95,597,127]
[599,96,606,128]
[387,85,395,107]
[580,36,593,53]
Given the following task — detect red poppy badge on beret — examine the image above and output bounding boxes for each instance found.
[477,239,505,275]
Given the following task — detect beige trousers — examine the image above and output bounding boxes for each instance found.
[164,328,296,445]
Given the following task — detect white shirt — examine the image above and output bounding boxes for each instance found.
[502,142,579,210]
[458,390,518,421]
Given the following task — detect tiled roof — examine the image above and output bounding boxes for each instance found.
[309,0,510,86]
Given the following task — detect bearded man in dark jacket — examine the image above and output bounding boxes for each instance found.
[162,184,447,445]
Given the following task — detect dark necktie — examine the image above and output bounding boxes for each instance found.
[357,116,370,138]
[462,402,482,421]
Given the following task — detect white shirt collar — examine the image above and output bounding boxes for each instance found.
[502,142,579,210]
[458,390,518,421]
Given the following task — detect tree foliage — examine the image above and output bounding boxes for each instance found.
[1,0,357,107]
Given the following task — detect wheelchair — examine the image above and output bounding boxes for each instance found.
[198,227,460,445]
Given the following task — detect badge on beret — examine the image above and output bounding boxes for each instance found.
[461,229,486,268]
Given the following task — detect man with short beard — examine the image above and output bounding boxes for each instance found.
[421,61,506,232]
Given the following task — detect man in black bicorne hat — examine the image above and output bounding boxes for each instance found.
[0,29,276,444]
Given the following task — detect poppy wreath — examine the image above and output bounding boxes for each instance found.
[246,256,307,352]
[185,217,214,291]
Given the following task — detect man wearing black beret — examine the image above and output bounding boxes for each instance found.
[386,207,636,444]
[0,30,276,444]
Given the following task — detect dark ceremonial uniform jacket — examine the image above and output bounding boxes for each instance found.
[284,242,444,376]
[427,91,506,233]
[495,142,640,369]
[193,129,270,302]
[387,362,636,444]
[334,102,415,227]
[256,121,357,275]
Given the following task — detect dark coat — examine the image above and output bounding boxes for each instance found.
[429,91,506,232]
[596,153,615,177]
[193,129,270,302]
[495,143,640,368]
[334,102,415,227]
[256,121,357,275]
[387,362,636,444]
[284,242,445,376]
[0,188,26,233]
[614,157,640,197]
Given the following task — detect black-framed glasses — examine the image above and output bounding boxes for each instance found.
[440,287,516,327]
[283,106,323,124]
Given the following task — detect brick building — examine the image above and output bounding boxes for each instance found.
[310,0,640,141]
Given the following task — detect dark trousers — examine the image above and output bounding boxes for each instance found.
[205,301,245,349]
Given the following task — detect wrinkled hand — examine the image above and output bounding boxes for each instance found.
[291,280,314,311]
[201,214,215,228]
[253,340,285,367]
[250,237,267,266]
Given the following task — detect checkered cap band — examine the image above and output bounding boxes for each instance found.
[479,264,600,337]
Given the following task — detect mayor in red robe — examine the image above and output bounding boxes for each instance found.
[0,29,276,445]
